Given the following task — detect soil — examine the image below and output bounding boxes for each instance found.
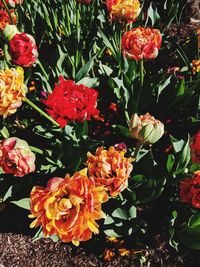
[1,233,200,267]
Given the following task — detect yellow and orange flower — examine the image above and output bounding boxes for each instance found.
[0,68,27,117]
[0,9,17,31]
[86,146,133,197]
[106,0,141,23]
[29,169,108,246]
[192,59,200,74]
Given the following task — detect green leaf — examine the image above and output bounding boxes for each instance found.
[0,126,10,138]
[177,135,191,169]
[104,216,115,225]
[178,214,200,249]
[129,206,137,219]
[11,198,30,210]
[77,77,99,88]
[75,58,94,82]
[157,75,172,102]
[49,235,60,242]
[166,154,175,172]
[147,2,160,26]
[104,229,122,237]
[112,208,128,220]
[3,186,13,201]
[170,136,185,153]
[114,125,131,138]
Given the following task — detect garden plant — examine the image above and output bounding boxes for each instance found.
[0,0,200,265]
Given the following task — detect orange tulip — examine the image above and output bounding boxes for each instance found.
[106,0,141,23]
[86,146,133,197]
[29,169,108,245]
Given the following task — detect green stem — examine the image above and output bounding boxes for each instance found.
[135,60,144,112]
[37,60,49,81]
[24,98,60,127]
[66,2,71,35]
[1,0,14,25]
[30,146,43,154]
[75,2,80,69]
[134,142,142,161]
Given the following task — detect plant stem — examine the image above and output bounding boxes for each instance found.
[133,142,142,161]
[1,0,14,25]
[24,97,60,127]
[37,60,49,81]
[135,60,144,112]
[75,2,80,69]
[66,2,71,35]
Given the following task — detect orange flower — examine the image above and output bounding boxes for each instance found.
[29,169,108,246]
[122,27,162,60]
[106,0,141,23]
[0,9,17,31]
[192,60,200,74]
[0,68,27,117]
[86,146,133,197]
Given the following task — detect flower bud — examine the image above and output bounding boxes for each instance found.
[129,113,164,144]
[3,24,19,41]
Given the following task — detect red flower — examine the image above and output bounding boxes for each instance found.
[44,77,100,128]
[122,27,162,60]
[191,131,200,163]
[9,33,38,67]
[180,171,200,208]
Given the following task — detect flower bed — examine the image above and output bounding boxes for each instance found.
[0,0,200,265]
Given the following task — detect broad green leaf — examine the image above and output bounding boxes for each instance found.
[75,58,94,82]
[115,125,131,138]
[129,206,137,219]
[112,208,128,220]
[0,126,9,139]
[104,229,122,237]
[11,198,30,210]
[77,77,99,88]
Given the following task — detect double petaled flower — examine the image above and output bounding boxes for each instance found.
[122,27,162,60]
[180,171,200,209]
[3,25,38,67]
[106,0,141,23]
[44,77,100,128]
[0,67,27,117]
[0,137,35,177]
[29,169,108,245]
[86,146,133,197]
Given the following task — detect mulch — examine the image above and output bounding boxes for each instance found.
[1,233,200,267]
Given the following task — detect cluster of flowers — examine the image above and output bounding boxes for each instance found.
[29,146,133,245]
[0,0,199,246]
